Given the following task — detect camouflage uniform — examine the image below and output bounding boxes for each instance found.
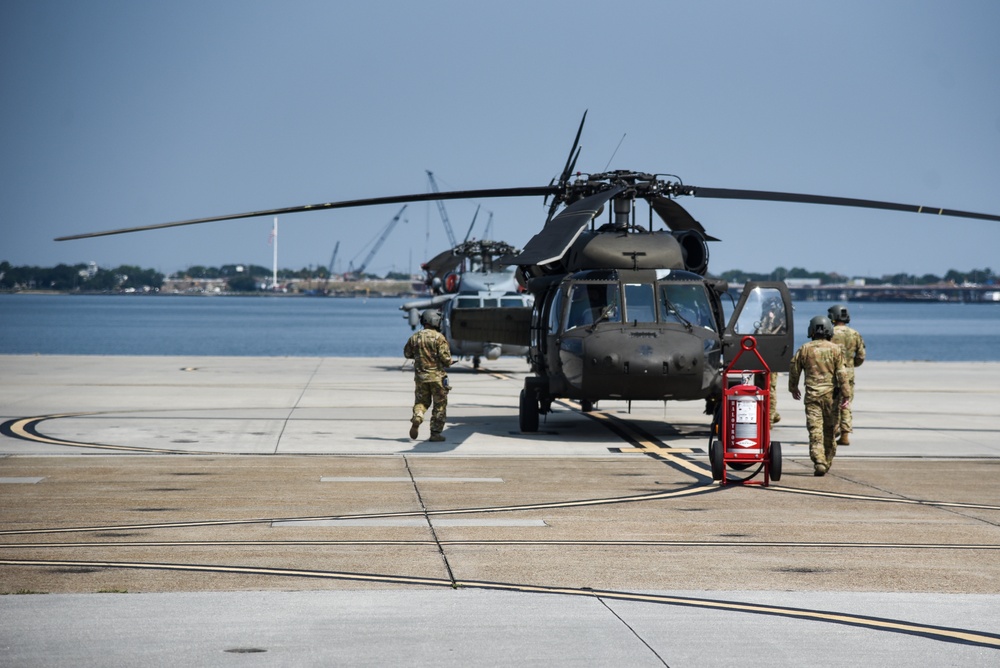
[403,327,452,438]
[768,372,780,424]
[789,340,849,474]
[831,323,865,437]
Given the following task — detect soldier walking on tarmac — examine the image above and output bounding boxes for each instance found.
[789,316,851,476]
[828,303,865,445]
[404,309,452,442]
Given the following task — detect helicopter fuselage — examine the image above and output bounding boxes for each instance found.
[506,223,794,431]
[402,267,533,366]
[529,267,723,405]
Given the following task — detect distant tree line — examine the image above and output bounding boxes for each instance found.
[711,266,996,286]
[180,264,410,282]
[0,261,164,292]
[4,261,993,293]
[0,261,412,293]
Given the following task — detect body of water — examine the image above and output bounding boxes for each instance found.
[2,294,999,361]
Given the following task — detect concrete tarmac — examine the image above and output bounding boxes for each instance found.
[1,355,999,666]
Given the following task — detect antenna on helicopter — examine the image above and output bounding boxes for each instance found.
[603,133,626,171]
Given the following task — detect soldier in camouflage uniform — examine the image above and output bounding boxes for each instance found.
[789,315,850,476]
[404,309,453,442]
[828,304,865,445]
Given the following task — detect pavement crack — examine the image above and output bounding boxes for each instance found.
[404,455,458,587]
[273,359,324,454]
[595,594,669,666]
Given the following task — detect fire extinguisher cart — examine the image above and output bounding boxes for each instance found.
[710,335,782,486]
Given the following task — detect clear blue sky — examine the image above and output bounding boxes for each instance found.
[2,0,998,279]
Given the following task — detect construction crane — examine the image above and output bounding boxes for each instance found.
[320,241,340,293]
[346,205,407,279]
[426,170,458,247]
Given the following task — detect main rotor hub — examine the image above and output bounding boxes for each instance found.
[613,197,631,229]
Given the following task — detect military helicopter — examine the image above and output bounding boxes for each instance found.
[401,238,533,369]
[57,113,1000,432]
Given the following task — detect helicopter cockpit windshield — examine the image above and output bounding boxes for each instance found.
[560,270,717,331]
[624,283,656,323]
[658,283,715,329]
[565,282,622,330]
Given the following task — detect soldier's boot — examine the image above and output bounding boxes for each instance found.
[409,420,420,440]
[837,432,850,446]
[429,433,445,442]
[814,464,828,477]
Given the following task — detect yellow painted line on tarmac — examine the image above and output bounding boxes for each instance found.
[7,414,162,451]
[6,414,90,447]
[2,414,220,454]
[584,409,710,478]
[770,485,1000,511]
[476,582,1000,649]
[617,446,693,453]
[2,558,998,648]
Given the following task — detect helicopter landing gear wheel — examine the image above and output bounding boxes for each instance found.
[579,399,593,413]
[769,441,782,481]
[473,356,481,369]
[519,388,539,433]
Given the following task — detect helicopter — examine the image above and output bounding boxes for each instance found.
[401,238,533,369]
[57,112,1000,432]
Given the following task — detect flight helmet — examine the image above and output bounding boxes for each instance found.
[808,315,834,340]
[420,309,442,330]
[827,303,850,323]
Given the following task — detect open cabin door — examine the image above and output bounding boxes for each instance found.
[449,306,533,348]
[722,281,794,372]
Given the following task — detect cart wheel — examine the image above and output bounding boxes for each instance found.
[769,440,782,481]
[710,440,724,481]
[708,406,720,467]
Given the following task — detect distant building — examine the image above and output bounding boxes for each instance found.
[783,278,822,288]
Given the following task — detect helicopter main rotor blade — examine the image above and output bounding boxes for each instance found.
[515,186,624,266]
[547,111,587,219]
[650,196,720,241]
[55,186,558,241]
[423,246,465,277]
[559,111,587,186]
[684,186,1000,223]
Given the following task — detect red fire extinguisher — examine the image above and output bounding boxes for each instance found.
[726,383,765,460]
[712,336,782,485]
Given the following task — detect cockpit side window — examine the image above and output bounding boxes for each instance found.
[624,283,656,323]
[659,283,714,329]
[565,283,621,330]
[734,286,787,335]
[549,288,565,333]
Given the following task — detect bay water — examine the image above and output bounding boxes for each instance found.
[1,293,998,361]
